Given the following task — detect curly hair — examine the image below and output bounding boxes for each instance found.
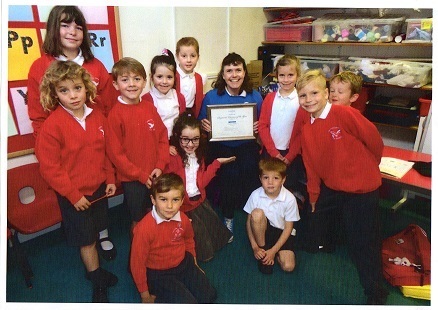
[170,112,207,168]
[212,52,254,95]
[39,60,96,111]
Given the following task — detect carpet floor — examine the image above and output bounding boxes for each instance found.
[5,195,431,306]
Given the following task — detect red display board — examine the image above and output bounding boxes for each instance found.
[7,5,120,157]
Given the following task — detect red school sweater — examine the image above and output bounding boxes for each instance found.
[130,211,196,293]
[35,107,115,205]
[258,91,309,163]
[300,104,383,203]
[106,99,169,184]
[164,154,221,213]
[175,71,204,118]
[27,54,117,136]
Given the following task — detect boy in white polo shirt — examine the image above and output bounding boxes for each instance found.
[243,157,300,274]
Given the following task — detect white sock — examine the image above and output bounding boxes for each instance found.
[99,229,113,250]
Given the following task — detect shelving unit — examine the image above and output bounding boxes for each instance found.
[261,7,433,151]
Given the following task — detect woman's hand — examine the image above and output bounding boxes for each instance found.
[201,119,211,133]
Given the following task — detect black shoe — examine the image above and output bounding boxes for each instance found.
[92,286,109,303]
[366,288,389,305]
[86,267,118,288]
[97,237,117,261]
[100,268,118,287]
[258,260,273,274]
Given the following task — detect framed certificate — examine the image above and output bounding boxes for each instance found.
[207,103,256,142]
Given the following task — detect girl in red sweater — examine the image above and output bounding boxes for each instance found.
[35,61,118,303]
[27,5,118,261]
[165,112,235,261]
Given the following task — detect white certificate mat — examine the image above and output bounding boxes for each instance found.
[207,103,256,142]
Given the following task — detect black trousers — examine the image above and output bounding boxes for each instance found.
[147,252,217,303]
[310,185,385,297]
[207,140,260,219]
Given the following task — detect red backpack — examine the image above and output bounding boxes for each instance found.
[381,224,431,286]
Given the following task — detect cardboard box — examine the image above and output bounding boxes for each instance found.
[247,60,263,88]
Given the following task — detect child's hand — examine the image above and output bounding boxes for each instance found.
[105,184,116,197]
[140,291,156,303]
[217,156,236,164]
[146,168,163,189]
[276,154,285,162]
[253,121,259,134]
[310,202,316,213]
[169,145,177,156]
[201,119,211,132]
[74,196,91,211]
[253,246,266,260]
[261,248,276,266]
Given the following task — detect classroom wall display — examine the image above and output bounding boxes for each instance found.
[7,5,121,157]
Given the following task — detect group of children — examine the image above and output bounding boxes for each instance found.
[26,5,388,305]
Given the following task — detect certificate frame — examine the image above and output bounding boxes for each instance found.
[207,103,256,142]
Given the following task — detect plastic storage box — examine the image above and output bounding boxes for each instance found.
[339,58,432,88]
[264,23,313,42]
[298,56,340,78]
[312,14,405,43]
[404,18,433,42]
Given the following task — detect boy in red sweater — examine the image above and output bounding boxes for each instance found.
[130,173,217,303]
[107,57,169,230]
[296,70,388,305]
[35,61,118,303]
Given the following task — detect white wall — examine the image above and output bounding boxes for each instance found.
[117,6,265,93]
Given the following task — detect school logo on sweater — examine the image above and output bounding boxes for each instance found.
[98,126,105,136]
[92,76,100,86]
[328,127,342,140]
[146,119,155,131]
[171,222,184,242]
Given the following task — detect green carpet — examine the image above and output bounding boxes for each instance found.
[6,197,431,305]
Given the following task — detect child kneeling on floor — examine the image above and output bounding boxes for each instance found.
[244,157,300,274]
[130,173,217,303]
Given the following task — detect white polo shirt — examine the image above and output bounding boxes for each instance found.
[243,186,300,234]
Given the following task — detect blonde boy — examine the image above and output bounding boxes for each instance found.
[329,71,363,106]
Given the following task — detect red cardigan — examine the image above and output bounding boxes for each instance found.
[130,211,195,293]
[258,91,309,163]
[35,106,116,204]
[165,154,221,213]
[301,104,383,203]
[175,71,204,118]
[27,54,118,136]
[106,99,170,184]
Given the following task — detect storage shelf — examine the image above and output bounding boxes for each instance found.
[262,41,432,47]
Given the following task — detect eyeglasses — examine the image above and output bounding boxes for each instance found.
[179,137,200,145]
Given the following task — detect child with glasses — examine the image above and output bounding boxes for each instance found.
[107,57,169,231]
[165,112,235,261]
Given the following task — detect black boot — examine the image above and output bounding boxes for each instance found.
[87,268,118,303]
[86,267,118,287]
